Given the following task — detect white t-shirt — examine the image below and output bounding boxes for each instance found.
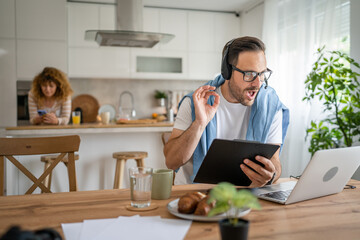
[173,86,283,185]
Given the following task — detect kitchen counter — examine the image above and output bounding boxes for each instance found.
[4,122,174,195]
[5,122,173,136]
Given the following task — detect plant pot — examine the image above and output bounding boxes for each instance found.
[219,218,249,240]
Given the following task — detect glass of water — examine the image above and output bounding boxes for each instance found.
[129,167,153,208]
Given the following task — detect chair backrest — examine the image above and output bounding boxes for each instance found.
[0,135,80,195]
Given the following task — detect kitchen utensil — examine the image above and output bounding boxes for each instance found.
[72,94,100,123]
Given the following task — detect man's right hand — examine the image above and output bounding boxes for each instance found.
[193,85,220,127]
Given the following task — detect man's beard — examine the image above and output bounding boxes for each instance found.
[228,79,259,106]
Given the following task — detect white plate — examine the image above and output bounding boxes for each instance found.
[167,198,251,222]
[98,104,116,120]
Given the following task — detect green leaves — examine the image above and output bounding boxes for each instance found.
[208,182,261,225]
[303,46,360,155]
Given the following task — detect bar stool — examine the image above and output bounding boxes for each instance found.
[112,151,148,189]
[40,154,80,193]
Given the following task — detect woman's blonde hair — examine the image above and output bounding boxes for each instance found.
[31,67,73,103]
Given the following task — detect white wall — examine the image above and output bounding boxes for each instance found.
[70,78,206,119]
[240,1,264,38]
[350,0,360,180]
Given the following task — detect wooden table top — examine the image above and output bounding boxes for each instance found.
[0,180,359,240]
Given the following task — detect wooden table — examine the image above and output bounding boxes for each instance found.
[0,180,359,240]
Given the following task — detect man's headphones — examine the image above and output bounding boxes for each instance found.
[220,38,269,89]
[221,39,235,80]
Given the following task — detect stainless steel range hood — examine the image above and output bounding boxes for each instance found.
[85,0,174,48]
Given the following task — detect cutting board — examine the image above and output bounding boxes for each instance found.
[72,94,100,123]
[116,119,158,124]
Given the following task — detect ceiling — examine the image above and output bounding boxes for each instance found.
[143,0,255,12]
[75,0,257,13]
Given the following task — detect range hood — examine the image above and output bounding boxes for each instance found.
[85,0,174,48]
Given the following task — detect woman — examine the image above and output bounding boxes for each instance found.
[28,67,73,125]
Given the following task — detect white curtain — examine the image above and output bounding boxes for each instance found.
[262,0,350,177]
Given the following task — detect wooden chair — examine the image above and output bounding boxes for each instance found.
[40,154,80,193]
[0,135,80,195]
[112,151,147,189]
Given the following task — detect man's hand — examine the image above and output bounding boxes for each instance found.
[240,155,276,188]
[193,85,220,126]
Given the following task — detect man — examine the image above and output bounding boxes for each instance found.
[164,36,289,187]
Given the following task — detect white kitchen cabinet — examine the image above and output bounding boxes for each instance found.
[0,0,16,127]
[187,12,240,80]
[68,3,100,47]
[159,9,188,51]
[0,0,15,38]
[68,2,130,78]
[69,47,130,78]
[189,52,222,80]
[0,40,17,127]
[143,8,160,50]
[66,2,240,80]
[15,0,67,78]
[16,0,66,41]
[188,12,215,53]
[100,5,116,30]
[214,13,241,52]
[130,48,188,79]
[17,40,68,80]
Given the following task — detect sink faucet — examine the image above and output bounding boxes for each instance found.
[119,91,136,119]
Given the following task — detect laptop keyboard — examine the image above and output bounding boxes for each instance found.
[260,189,292,201]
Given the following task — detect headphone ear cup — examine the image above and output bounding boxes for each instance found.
[221,39,235,80]
[221,50,232,80]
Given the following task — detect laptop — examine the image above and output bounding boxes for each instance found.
[252,146,360,204]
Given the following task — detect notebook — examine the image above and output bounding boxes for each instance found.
[252,146,360,204]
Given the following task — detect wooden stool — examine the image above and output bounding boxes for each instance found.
[41,154,79,193]
[112,151,148,189]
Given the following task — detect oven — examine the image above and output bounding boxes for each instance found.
[17,81,32,126]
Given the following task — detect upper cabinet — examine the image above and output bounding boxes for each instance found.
[188,12,240,80]
[67,2,130,78]
[129,8,188,79]
[67,2,240,80]
[0,0,15,38]
[16,0,67,79]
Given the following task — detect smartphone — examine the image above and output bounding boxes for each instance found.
[37,110,47,116]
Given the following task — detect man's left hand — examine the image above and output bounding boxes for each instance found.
[240,155,276,188]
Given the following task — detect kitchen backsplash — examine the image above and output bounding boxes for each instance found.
[70,78,207,119]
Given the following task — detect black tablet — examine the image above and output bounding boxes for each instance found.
[193,139,280,186]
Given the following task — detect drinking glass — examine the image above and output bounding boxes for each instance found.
[129,167,153,208]
[72,111,81,125]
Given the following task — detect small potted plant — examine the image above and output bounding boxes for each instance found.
[208,182,261,240]
[154,90,167,107]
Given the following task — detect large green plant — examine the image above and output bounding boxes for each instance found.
[303,46,360,155]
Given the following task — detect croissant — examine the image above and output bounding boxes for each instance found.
[178,191,206,214]
[194,196,215,216]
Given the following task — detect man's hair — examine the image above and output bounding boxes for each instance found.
[222,36,266,66]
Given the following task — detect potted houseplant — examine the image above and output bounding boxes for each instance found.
[154,90,167,107]
[303,46,360,155]
[208,182,261,240]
